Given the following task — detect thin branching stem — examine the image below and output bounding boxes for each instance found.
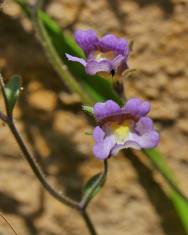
[0,74,79,210]
[0,72,100,235]
[6,117,99,235]
[8,119,80,209]
[81,210,98,235]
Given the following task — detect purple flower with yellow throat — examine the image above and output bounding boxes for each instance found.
[66,29,129,76]
[92,98,159,159]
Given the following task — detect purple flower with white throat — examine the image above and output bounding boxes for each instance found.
[92,98,159,160]
[66,29,129,76]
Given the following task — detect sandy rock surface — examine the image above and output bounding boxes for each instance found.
[0,0,188,235]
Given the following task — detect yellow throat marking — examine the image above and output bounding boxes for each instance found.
[111,122,130,144]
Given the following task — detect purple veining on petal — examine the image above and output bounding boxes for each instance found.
[74,29,99,55]
[111,55,125,70]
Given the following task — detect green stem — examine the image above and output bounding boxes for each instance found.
[31,3,92,105]
[80,159,108,209]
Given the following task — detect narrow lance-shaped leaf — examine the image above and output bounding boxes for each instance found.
[83,173,105,200]
[4,75,22,114]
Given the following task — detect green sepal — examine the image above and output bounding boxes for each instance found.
[82,105,94,116]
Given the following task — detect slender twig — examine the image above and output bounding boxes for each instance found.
[80,159,108,209]
[0,72,101,235]
[0,213,18,235]
[8,120,80,209]
[81,210,98,235]
[31,1,92,105]
[5,117,100,235]
[0,73,79,209]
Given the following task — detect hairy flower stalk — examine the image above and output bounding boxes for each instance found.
[92,99,160,159]
[66,29,129,77]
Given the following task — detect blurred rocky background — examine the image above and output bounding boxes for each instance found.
[0,0,188,234]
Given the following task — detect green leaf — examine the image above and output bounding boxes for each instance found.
[83,173,104,199]
[144,148,188,233]
[170,190,188,232]
[4,75,22,114]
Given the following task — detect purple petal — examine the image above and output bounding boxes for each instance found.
[93,126,105,143]
[99,34,129,55]
[111,55,125,69]
[136,131,160,148]
[124,98,151,117]
[85,59,112,75]
[65,53,86,66]
[135,117,153,134]
[93,135,116,160]
[111,55,128,75]
[74,29,99,55]
[93,100,121,120]
[128,130,160,149]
